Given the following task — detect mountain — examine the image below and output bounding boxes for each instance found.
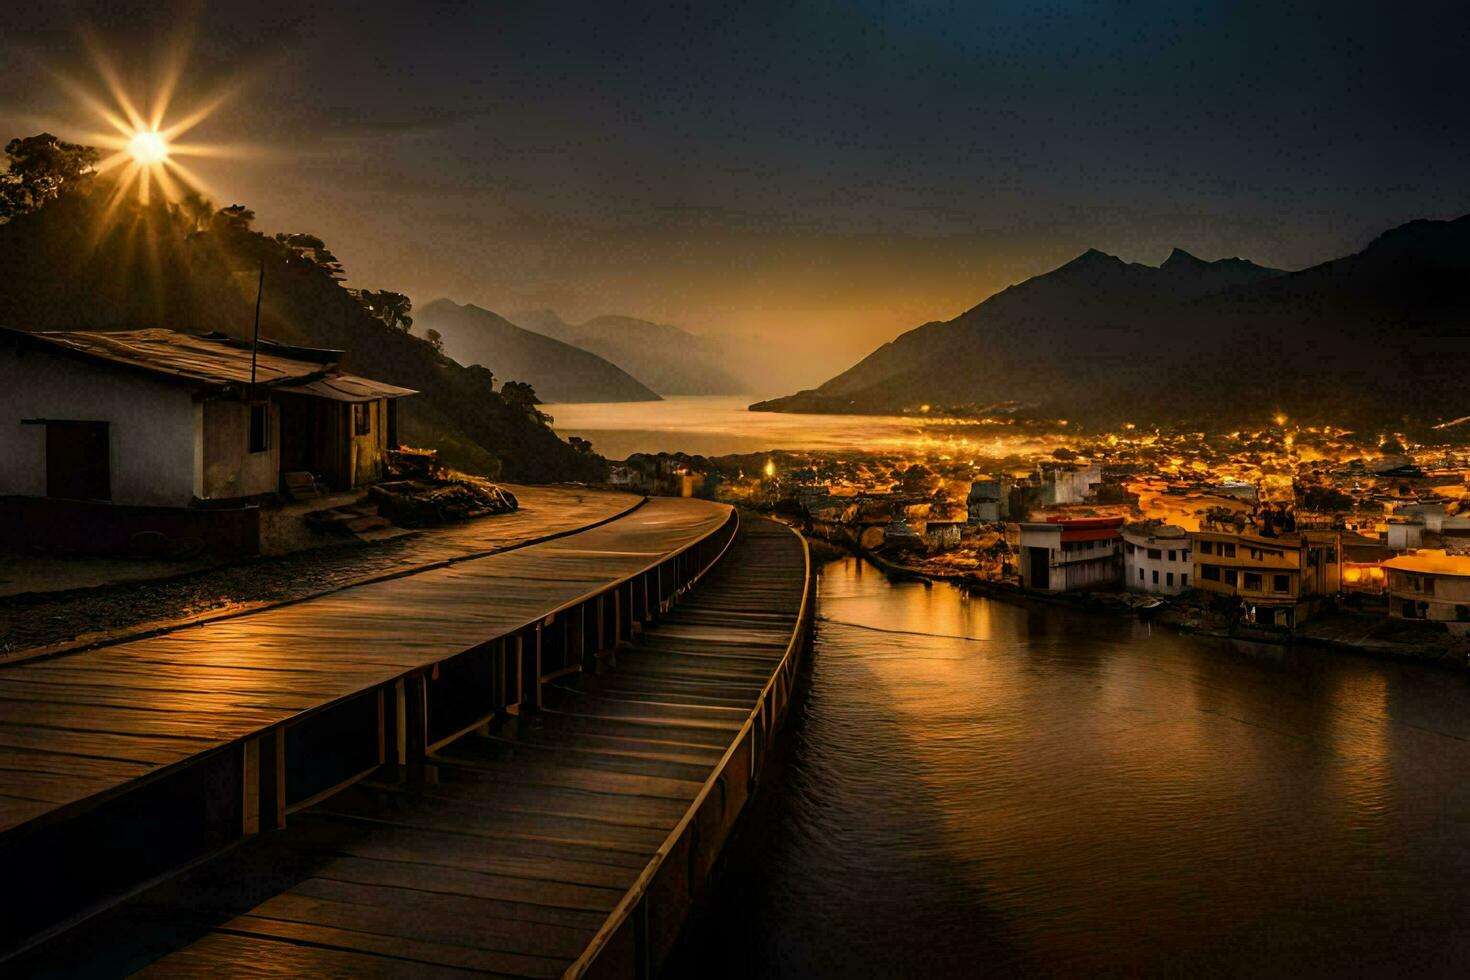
[0,189,604,482]
[417,300,661,404]
[511,310,747,395]
[752,216,1470,428]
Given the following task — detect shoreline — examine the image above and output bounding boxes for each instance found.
[805,531,1470,671]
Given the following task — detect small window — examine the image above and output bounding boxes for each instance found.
[1167,549,1176,562]
[1181,573,1188,587]
[1224,569,1238,587]
[1203,565,1220,581]
[1200,541,1213,555]
[1147,548,1162,560]
[353,402,371,436]
[1139,568,1145,581]
[1183,549,1190,560]
[1152,569,1159,584]
[1221,544,1237,558]
[1243,572,1262,591]
[1273,574,1290,593]
[248,402,270,454]
[1166,572,1174,586]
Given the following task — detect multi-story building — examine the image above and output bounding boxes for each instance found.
[967,478,1008,523]
[1383,550,1470,632]
[1191,529,1341,628]
[1122,522,1192,595]
[1018,516,1124,591]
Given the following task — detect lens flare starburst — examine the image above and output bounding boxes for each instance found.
[48,27,243,214]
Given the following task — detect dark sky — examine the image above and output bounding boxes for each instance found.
[3,1,1468,389]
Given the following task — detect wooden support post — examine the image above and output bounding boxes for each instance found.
[242,738,261,837]
[257,728,285,831]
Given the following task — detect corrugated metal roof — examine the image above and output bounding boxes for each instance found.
[4,327,414,400]
[290,373,417,403]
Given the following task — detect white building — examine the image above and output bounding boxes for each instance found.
[1122,523,1192,595]
[1018,516,1124,591]
[0,327,414,553]
[1384,550,1470,634]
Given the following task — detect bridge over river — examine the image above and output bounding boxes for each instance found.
[0,492,812,977]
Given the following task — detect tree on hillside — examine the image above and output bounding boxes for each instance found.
[275,232,346,281]
[174,192,215,233]
[502,380,550,423]
[0,133,100,221]
[213,204,256,235]
[356,289,414,332]
[425,327,444,353]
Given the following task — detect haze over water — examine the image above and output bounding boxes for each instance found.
[547,395,1060,459]
[671,559,1470,977]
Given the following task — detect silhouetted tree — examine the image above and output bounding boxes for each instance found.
[425,327,444,353]
[0,133,99,220]
[173,192,214,233]
[501,380,550,423]
[275,232,346,280]
[213,204,256,235]
[357,289,414,331]
[568,436,594,455]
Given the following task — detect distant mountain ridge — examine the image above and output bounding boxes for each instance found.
[752,216,1470,428]
[417,299,661,404]
[510,310,747,396]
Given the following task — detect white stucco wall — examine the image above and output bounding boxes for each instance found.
[0,344,198,506]
[1123,532,1194,595]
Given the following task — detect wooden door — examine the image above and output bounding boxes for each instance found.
[46,421,111,501]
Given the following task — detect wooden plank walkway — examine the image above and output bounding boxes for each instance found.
[8,515,812,977]
[0,496,741,955]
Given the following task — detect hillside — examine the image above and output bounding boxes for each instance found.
[511,310,747,395]
[416,300,660,404]
[752,217,1470,429]
[0,178,604,482]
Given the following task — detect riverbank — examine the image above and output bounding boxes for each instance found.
[811,533,1470,670]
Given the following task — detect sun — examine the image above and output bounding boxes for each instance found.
[127,130,170,166]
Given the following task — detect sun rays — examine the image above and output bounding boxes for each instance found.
[42,25,245,220]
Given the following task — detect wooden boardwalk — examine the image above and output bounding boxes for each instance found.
[3,506,812,976]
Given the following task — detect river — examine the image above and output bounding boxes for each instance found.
[545,395,1062,460]
[669,557,1470,977]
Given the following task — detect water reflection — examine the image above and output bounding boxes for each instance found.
[670,557,1470,977]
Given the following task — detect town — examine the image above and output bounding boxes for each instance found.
[609,417,1470,662]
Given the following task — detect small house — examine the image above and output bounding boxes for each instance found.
[1191,528,1341,628]
[0,327,415,553]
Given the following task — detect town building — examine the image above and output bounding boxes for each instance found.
[1018,515,1124,591]
[1190,528,1341,628]
[924,520,965,551]
[967,477,1008,523]
[1122,522,1191,595]
[1039,463,1101,506]
[0,327,415,553]
[1383,551,1470,631]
